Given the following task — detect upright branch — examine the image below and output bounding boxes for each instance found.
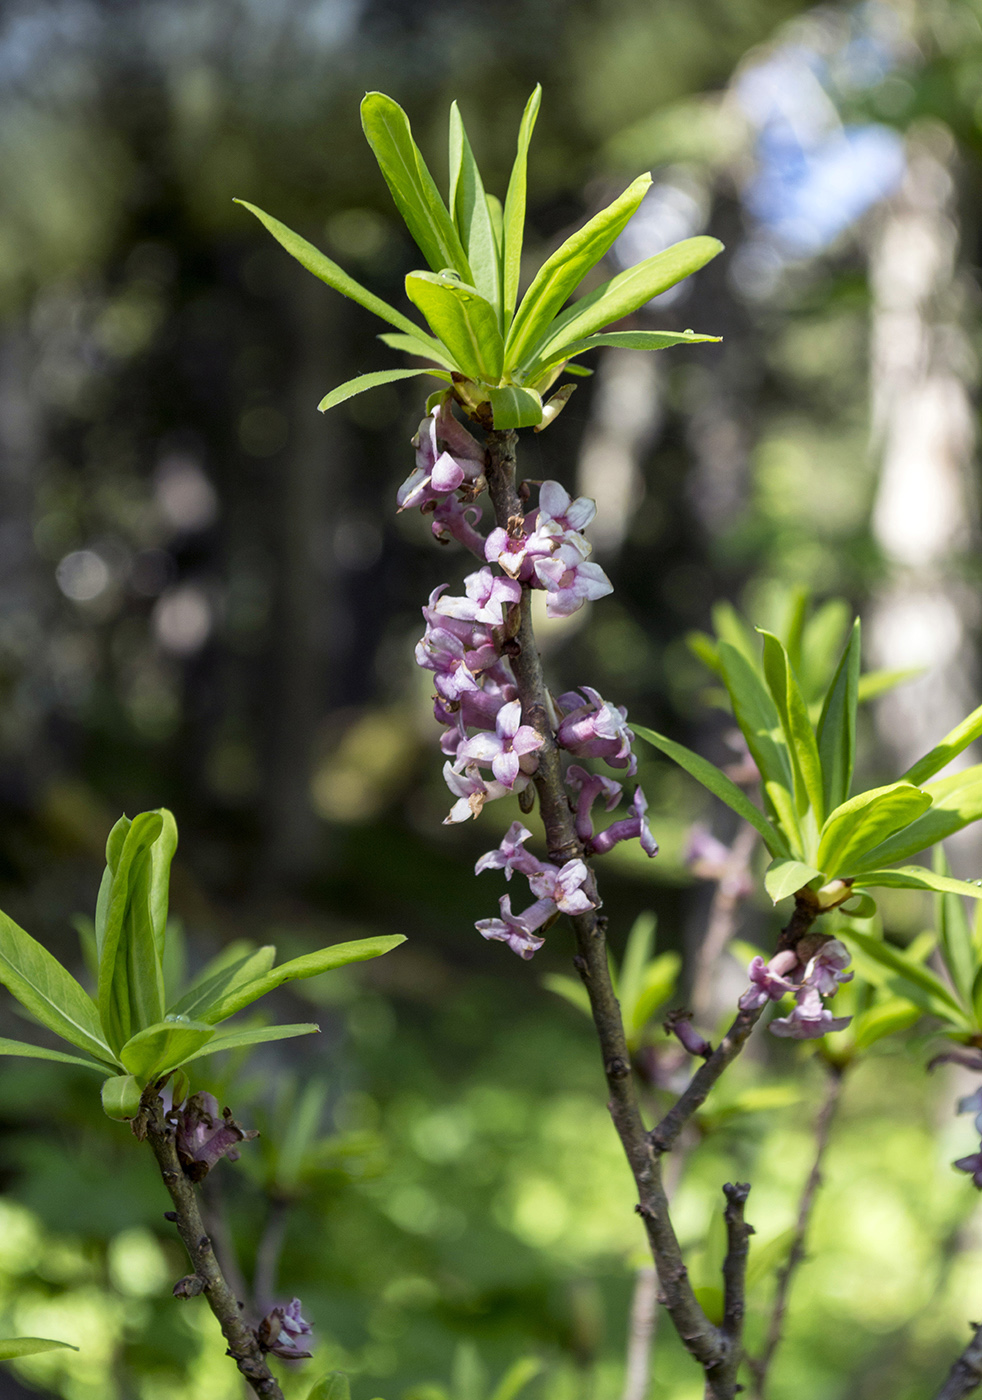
[936,1325,982,1400]
[139,1090,287,1400]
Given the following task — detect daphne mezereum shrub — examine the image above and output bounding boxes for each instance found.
[6,88,982,1400]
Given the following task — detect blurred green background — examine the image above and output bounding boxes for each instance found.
[2,0,982,1397]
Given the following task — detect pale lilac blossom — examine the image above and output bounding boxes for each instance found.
[738,950,799,1011]
[398,401,484,513]
[475,893,555,959]
[434,568,522,626]
[431,496,487,557]
[442,761,522,824]
[556,688,637,775]
[475,822,544,880]
[257,1298,313,1360]
[415,625,485,701]
[801,939,853,997]
[587,786,658,858]
[769,985,851,1039]
[484,520,558,580]
[537,480,597,533]
[565,764,623,843]
[533,538,613,618]
[455,698,543,787]
[528,858,596,914]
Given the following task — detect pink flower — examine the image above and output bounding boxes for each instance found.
[398,401,484,513]
[434,568,522,626]
[738,950,799,1011]
[431,496,488,558]
[527,857,597,914]
[443,761,523,824]
[257,1297,313,1360]
[537,480,597,534]
[769,986,851,1040]
[484,521,558,581]
[801,939,853,997]
[556,688,637,775]
[476,893,556,959]
[456,698,543,788]
[533,538,613,618]
[587,786,658,858]
[475,822,544,881]
[415,625,484,702]
[565,764,623,843]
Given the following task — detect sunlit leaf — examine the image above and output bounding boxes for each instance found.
[318,368,450,415]
[851,767,982,871]
[541,972,591,1017]
[903,701,982,786]
[817,784,932,879]
[851,998,921,1050]
[98,812,166,1053]
[147,809,178,966]
[816,619,861,816]
[628,953,681,1037]
[526,328,720,381]
[838,928,968,1023]
[305,1373,352,1400]
[935,847,976,1007]
[378,331,456,370]
[405,273,503,382]
[487,386,543,428]
[717,643,800,850]
[853,866,982,901]
[618,912,656,1023]
[760,630,825,827]
[204,935,405,1023]
[763,859,822,904]
[502,85,542,329]
[448,103,500,313]
[489,1358,544,1400]
[0,1338,78,1360]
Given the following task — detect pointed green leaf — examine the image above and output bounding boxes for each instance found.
[838,928,967,1021]
[530,236,723,367]
[448,103,500,313]
[632,724,788,857]
[378,331,456,370]
[178,1021,319,1065]
[235,200,423,337]
[853,866,982,900]
[856,667,921,705]
[405,273,503,382]
[0,1338,78,1360]
[628,953,681,1038]
[0,1036,111,1073]
[490,1358,545,1400]
[903,701,982,786]
[618,912,656,1023]
[527,328,721,381]
[98,813,167,1053]
[95,815,130,963]
[0,909,112,1061]
[798,599,850,702]
[487,386,543,428]
[167,945,276,1023]
[850,766,982,871]
[119,1019,215,1078]
[542,971,592,1017]
[486,193,504,254]
[851,997,921,1049]
[204,935,406,1023]
[933,846,975,1006]
[763,859,822,904]
[816,620,861,816]
[360,92,471,278]
[760,630,825,826]
[306,1373,351,1400]
[505,173,652,370]
[717,642,800,849]
[817,783,932,878]
[318,367,450,415]
[148,809,177,965]
[502,85,541,329]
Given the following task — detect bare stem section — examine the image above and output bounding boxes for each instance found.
[936,1325,982,1400]
[140,1091,285,1400]
[484,429,759,1399]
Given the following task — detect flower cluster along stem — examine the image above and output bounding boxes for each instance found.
[484,429,753,1399]
[140,1091,286,1400]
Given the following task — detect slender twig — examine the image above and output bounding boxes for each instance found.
[140,1090,285,1400]
[691,822,757,1023]
[484,430,776,1399]
[254,1197,291,1314]
[936,1324,982,1400]
[747,1063,845,1397]
[721,1183,754,1347]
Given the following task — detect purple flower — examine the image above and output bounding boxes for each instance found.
[431,496,488,558]
[484,521,556,581]
[527,858,597,914]
[415,625,484,702]
[398,401,484,513]
[954,1150,982,1189]
[738,950,800,1011]
[257,1297,313,1360]
[565,764,623,843]
[801,939,853,997]
[556,688,637,775]
[664,1010,712,1058]
[587,786,658,858]
[434,569,522,626]
[958,1086,982,1131]
[537,480,597,534]
[475,822,545,881]
[443,761,522,824]
[476,894,556,959]
[533,538,614,618]
[456,698,543,788]
[769,986,851,1040]
[168,1092,258,1182]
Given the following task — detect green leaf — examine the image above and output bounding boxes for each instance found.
[101,1073,143,1121]
[745,1228,796,1293]
[760,630,825,827]
[935,846,976,1006]
[798,599,850,702]
[148,809,178,966]
[95,815,130,963]
[856,667,921,705]
[405,272,504,381]
[763,859,822,905]
[838,928,967,1022]
[717,642,800,849]
[505,173,652,370]
[618,912,656,1022]
[487,386,543,429]
[853,866,982,900]
[0,1338,78,1360]
[448,103,500,313]
[530,236,723,367]
[489,1358,544,1400]
[274,1078,329,1192]
[502,85,541,330]
[318,367,450,415]
[378,331,456,370]
[179,1021,319,1064]
[712,602,758,665]
[98,812,167,1054]
[632,724,788,857]
[903,701,982,786]
[119,1018,215,1078]
[235,200,422,337]
[0,909,112,1062]
[628,953,681,1038]
[0,1036,111,1073]
[360,92,471,278]
[851,998,921,1049]
[542,972,592,1017]
[486,193,504,254]
[526,328,720,380]
[204,934,405,1023]
[817,783,932,878]
[851,766,982,870]
[166,945,276,1023]
[306,1374,351,1400]
[816,619,861,815]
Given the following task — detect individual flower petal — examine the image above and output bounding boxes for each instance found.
[435,568,522,625]
[528,858,596,914]
[738,950,800,1012]
[475,822,545,880]
[769,986,851,1039]
[538,480,597,533]
[800,938,853,996]
[534,545,613,618]
[456,698,543,789]
[476,894,556,959]
[587,787,658,858]
[954,1150,982,1189]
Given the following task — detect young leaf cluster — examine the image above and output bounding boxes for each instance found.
[0,810,403,1117]
[238,90,722,429]
[636,606,982,912]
